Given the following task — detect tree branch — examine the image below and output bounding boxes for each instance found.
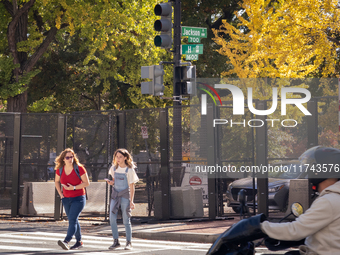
[23,27,58,72]
[327,36,340,46]
[81,93,99,110]
[7,0,35,67]
[33,10,44,32]
[0,0,13,16]
[23,22,69,72]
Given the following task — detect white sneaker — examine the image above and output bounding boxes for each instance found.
[58,240,69,250]
[125,241,132,250]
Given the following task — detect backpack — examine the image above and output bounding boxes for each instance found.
[59,163,88,200]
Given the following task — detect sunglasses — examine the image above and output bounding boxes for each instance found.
[65,156,74,160]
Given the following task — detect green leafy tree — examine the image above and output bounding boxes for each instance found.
[0,0,170,113]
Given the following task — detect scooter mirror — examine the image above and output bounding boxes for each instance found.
[291,202,304,217]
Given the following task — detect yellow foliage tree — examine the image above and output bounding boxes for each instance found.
[212,0,340,78]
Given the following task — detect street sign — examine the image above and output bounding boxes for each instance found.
[182,26,207,38]
[182,26,207,44]
[141,126,148,139]
[188,37,201,43]
[185,54,199,61]
[189,176,202,185]
[181,44,203,55]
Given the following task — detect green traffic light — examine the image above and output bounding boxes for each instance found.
[154,36,162,47]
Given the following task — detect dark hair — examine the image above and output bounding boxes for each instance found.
[112,148,136,169]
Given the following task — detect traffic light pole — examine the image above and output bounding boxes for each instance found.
[172,0,183,187]
[173,0,181,99]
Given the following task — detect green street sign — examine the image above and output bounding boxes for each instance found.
[185,54,199,61]
[182,26,207,38]
[181,44,203,55]
[188,37,201,43]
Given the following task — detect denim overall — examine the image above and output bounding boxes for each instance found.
[109,167,132,241]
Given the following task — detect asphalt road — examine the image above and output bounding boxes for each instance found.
[0,217,294,255]
[0,229,296,255]
[0,230,211,255]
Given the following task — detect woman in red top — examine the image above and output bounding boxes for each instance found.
[55,148,90,250]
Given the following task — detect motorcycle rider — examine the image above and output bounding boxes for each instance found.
[261,146,340,255]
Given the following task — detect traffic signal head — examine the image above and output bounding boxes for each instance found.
[175,65,196,96]
[154,3,172,49]
[141,65,165,96]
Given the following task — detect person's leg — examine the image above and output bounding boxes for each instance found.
[58,197,71,249]
[62,197,71,221]
[120,197,132,242]
[108,200,121,249]
[109,200,119,239]
[74,196,86,242]
[65,196,86,242]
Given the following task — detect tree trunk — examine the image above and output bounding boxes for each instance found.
[6,0,30,112]
[7,6,28,113]
[7,91,28,113]
[4,0,63,112]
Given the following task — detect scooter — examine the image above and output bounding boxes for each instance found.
[206,202,304,255]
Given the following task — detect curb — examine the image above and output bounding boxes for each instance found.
[132,231,219,243]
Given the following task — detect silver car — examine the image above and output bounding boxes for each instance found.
[226,162,307,213]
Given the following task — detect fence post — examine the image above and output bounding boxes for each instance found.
[11,113,21,217]
[207,104,217,219]
[54,114,65,220]
[117,112,126,149]
[255,100,268,216]
[160,108,170,219]
[307,99,318,148]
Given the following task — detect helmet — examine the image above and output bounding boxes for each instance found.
[299,146,340,186]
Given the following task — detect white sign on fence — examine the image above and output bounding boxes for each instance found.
[141,126,148,139]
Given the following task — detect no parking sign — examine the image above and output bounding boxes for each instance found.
[141,126,148,139]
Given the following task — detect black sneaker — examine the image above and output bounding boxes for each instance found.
[70,241,83,250]
[125,241,132,250]
[58,240,69,250]
[108,239,120,250]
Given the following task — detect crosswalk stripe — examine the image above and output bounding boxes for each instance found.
[0,245,50,251]
[0,231,277,254]
[0,232,212,249]
[0,239,49,245]
[0,232,212,254]
[14,231,212,246]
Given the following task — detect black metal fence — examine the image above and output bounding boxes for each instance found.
[0,96,338,219]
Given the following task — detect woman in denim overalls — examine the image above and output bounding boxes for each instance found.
[106,149,139,250]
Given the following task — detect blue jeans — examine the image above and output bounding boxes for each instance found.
[110,197,132,241]
[62,195,86,242]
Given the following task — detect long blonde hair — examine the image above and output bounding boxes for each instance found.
[112,148,136,169]
[54,148,83,170]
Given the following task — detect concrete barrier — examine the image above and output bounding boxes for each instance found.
[19,182,55,216]
[19,182,109,216]
[83,182,109,214]
[154,186,204,219]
